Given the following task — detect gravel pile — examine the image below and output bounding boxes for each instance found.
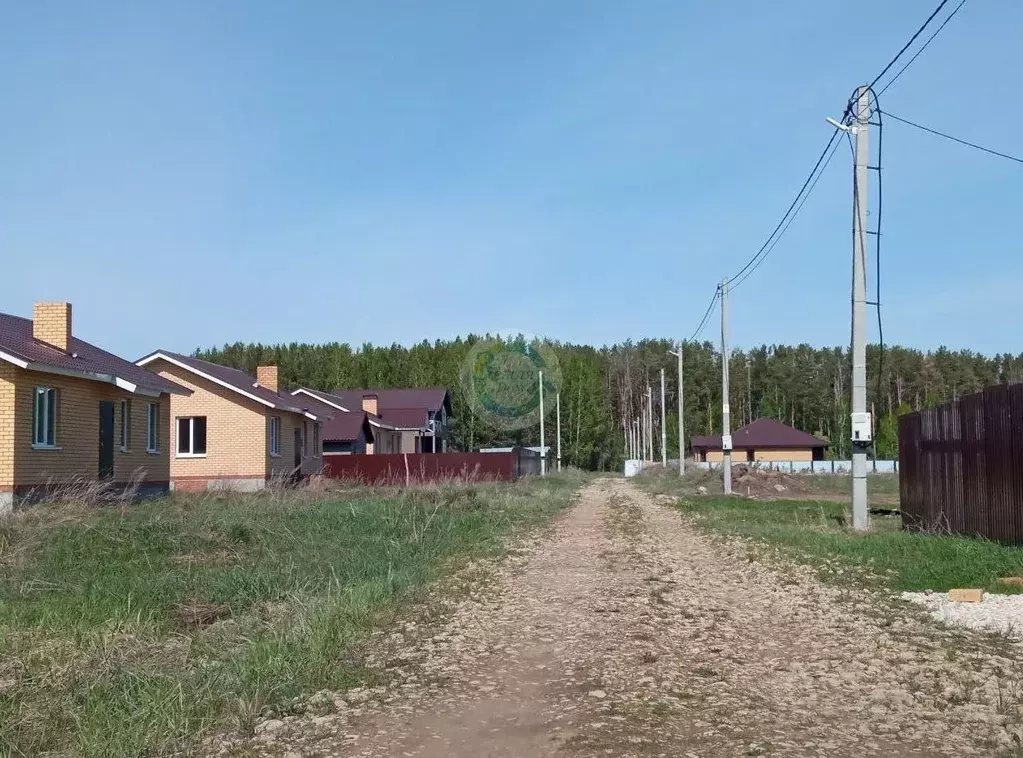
[902,590,1023,638]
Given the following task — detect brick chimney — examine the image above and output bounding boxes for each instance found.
[362,393,378,416]
[33,302,72,352]
[256,365,279,392]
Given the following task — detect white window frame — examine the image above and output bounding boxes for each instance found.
[120,399,132,452]
[32,386,58,449]
[176,416,207,458]
[269,416,281,457]
[147,402,159,453]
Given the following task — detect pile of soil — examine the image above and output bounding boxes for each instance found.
[731,464,814,498]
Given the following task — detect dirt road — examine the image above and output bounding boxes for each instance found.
[249,479,1023,757]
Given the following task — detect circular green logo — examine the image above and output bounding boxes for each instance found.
[460,335,561,431]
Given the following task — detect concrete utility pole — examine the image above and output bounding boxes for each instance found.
[673,343,685,476]
[646,385,654,462]
[556,392,562,472]
[721,278,732,494]
[539,370,546,477]
[850,85,871,530]
[660,368,667,467]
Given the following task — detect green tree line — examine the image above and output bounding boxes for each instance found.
[196,339,1023,470]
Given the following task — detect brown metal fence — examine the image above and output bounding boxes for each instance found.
[899,383,1023,541]
[322,448,541,484]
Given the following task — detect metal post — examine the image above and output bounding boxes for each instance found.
[721,278,732,494]
[851,85,871,531]
[556,392,562,472]
[660,368,667,467]
[539,370,546,476]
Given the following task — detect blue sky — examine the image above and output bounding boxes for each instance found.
[1,1,1020,358]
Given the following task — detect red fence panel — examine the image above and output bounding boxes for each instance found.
[321,451,535,484]
[900,383,1023,542]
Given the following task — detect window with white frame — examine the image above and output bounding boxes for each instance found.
[147,402,159,452]
[120,399,132,450]
[32,387,57,447]
[269,416,281,456]
[176,416,206,456]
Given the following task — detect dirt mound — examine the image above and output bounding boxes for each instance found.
[731,464,815,498]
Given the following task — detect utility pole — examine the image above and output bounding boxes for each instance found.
[660,368,667,467]
[850,85,871,530]
[539,370,546,476]
[556,392,562,472]
[646,385,654,462]
[672,343,685,476]
[721,278,732,494]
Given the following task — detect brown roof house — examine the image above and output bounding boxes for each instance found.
[691,418,828,463]
[0,303,190,512]
[290,389,401,454]
[285,389,384,455]
[135,351,323,492]
[291,387,451,454]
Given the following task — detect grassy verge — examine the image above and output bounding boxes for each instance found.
[0,472,586,757]
[638,472,1023,595]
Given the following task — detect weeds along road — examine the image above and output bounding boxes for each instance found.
[250,479,1023,757]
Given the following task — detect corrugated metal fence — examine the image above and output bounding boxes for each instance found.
[322,448,541,484]
[899,383,1023,541]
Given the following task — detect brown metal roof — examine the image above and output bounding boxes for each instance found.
[331,388,451,415]
[291,388,428,430]
[321,411,375,443]
[379,407,429,430]
[0,312,188,396]
[691,418,828,450]
[137,350,314,416]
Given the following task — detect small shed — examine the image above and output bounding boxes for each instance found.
[691,418,828,463]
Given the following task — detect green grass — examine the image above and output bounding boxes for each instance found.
[0,472,585,757]
[664,494,1023,595]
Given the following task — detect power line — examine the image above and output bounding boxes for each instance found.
[724,1,959,294]
[687,286,720,343]
[730,134,844,291]
[868,0,952,93]
[840,0,953,123]
[724,130,841,285]
[882,110,1023,164]
[876,0,969,97]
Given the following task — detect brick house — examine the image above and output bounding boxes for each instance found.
[291,387,452,453]
[691,418,828,463]
[0,303,189,512]
[135,351,323,492]
[286,389,389,455]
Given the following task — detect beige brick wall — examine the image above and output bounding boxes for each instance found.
[705,448,815,463]
[148,359,268,481]
[267,412,314,478]
[148,359,320,483]
[0,364,15,489]
[32,302,72,352]
[9,367,170,487]
[399,430,419,453]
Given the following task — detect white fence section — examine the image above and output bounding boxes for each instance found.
[694,459,898,474]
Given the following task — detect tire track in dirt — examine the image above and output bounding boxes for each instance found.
[237,479,1023,757]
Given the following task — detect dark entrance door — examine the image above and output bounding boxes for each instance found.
[99,401,115,479]
[294,427,302,473]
